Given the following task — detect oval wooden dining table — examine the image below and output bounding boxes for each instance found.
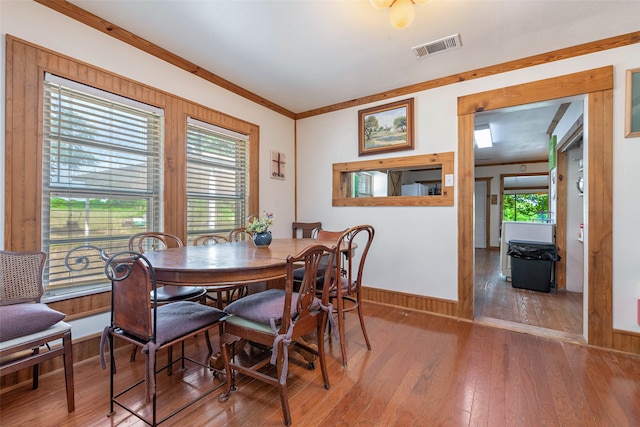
[141,237,339,288]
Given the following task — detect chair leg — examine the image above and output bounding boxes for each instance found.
[129,344,138,362]
[32,347,40,389]
[62,331,76,412]
[218,333,240,403]
[317,318,330,390]
[275,341,292,426]
[336,295,348,368]
[205,330,213,355]
[108,333,116,418]
[356,295,372,351]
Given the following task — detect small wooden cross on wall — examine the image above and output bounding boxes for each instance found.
[271,150,285,180]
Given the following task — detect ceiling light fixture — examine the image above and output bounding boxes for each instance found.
[370,0,430,29]
[474,125,493,148]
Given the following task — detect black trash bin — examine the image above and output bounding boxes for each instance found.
[507,240,560,293]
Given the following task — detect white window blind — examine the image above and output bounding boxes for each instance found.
[186,118,249,242]
[42,74,163,299]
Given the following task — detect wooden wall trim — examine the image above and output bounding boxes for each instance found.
[361,287,458,318]
[32,1,640,120]
[587,89,614,348]
[458,67,619,352]
[555,151,568,290]
[458,67,614,115]
[298,34,638,119]
[457,114,475,320]
[33,0,296,120]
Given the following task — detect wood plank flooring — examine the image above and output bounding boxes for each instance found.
[2,301,639,426]
[474,248,584,340]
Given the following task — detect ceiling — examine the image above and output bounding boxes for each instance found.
[63,1,639,163]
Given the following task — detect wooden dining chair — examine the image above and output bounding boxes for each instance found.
[193,234,230,245]
[100,251,227,426]
[292,221,321,238]
[292,228,348,290]
[0,251,75,413]
[218,243,339,426]
[128,232,209,361]
[128,232,207,303]
[330,224,375,367]
[228,227,253,242]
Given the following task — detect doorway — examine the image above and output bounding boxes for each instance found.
[472,106,584,338]
[457,67,614,349]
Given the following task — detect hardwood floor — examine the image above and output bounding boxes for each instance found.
[474,248,584,341]
[2,301,639,426]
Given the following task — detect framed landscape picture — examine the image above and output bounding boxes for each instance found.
[358,98,414,156]
[626,68,640,138]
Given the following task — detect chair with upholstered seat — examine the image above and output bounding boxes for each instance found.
[292,221,322,239]
[128,232,209,361]
[218,243,338,426]
[292,228,348,290]
[129,232,207,304]
[0,251,75,413]
[100,251,227,426]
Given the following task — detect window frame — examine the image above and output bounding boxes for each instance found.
[185,117,250,242]
[41,75,165,298]
[4,35,259,303]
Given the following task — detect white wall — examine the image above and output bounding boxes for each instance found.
[297,44,640,333]
[0,1,296,242]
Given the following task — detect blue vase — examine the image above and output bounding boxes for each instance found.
[253,231,272,247]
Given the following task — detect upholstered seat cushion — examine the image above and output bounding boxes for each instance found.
[224,289,319,325]
[154,301,226,345]
[292,266,329,289]
[0,303,66,342]
[154,285,206,302]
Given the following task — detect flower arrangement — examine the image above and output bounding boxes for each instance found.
[245,211,274,234]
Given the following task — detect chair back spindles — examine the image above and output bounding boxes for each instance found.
[228,227,253,242]
[129,231,183,254]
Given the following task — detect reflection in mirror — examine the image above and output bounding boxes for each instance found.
[347,166,443,198]
[333,152,454,207]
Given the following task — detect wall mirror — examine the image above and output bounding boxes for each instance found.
[332,152,454,206]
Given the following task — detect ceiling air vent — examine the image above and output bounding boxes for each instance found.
[411,34,461,59]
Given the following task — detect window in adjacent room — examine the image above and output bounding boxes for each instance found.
[42,74,164,299]
[185,117,249,243]
[502,193,550,222]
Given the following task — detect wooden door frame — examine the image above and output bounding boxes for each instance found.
[474,177,492,249]
[457,67,614,349]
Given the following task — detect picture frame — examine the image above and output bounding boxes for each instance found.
[625,67,640,138]
[358,98,414,156]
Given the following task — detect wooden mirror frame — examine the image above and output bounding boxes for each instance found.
[332,152,454,207]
